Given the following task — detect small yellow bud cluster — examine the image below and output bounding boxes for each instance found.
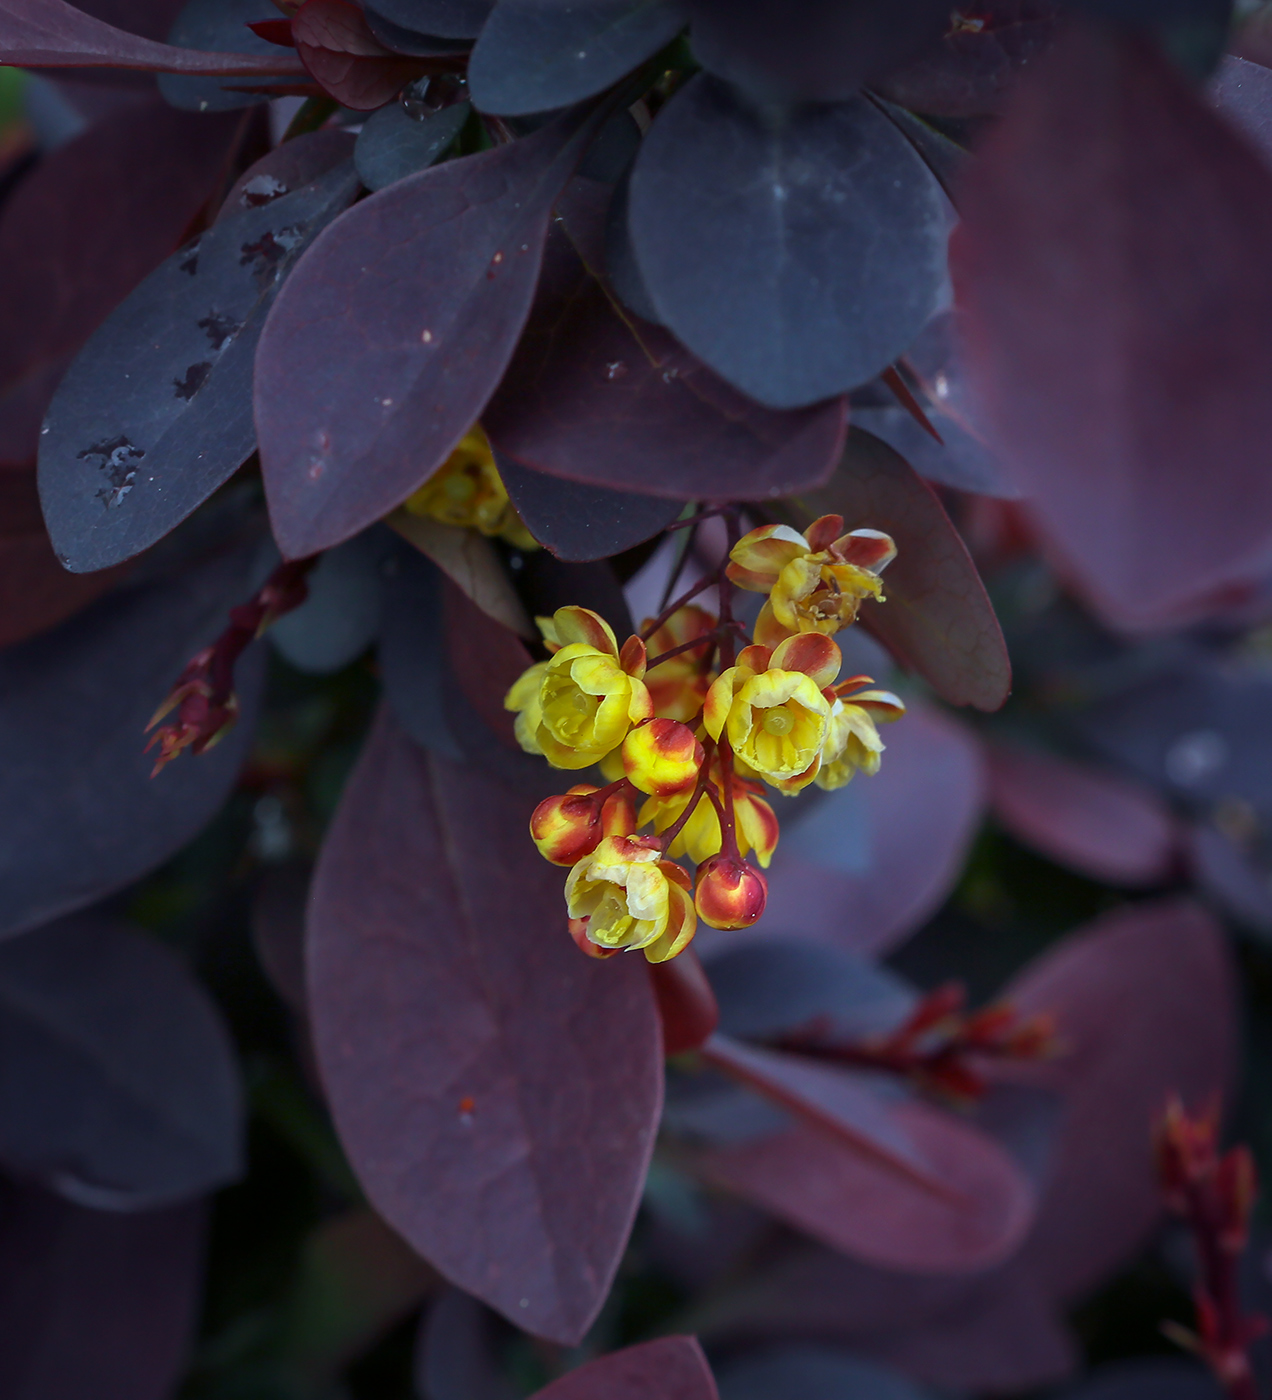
[504,514,906,963]
[403,426,539,550]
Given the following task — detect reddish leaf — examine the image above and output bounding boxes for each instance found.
[442,576,534,752]
[258,111,604,559]
[0,1178,206,1400]
[531,1336,718,1400]
[0,0,307,70]
[1007,899,1237,1301]
[952,22,1272,627]
[0,471,125,648]
[291,0,425,109]
[482,180,848,503]
[797,428,1011,711]
[650,949,719,1055]
[307,706,663,1344]
[761,701,986,957]
[688,1093,1035,1273]
[0,99,241,470]
[986,743,1179,886]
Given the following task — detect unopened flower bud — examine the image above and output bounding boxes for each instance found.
[530,788,604,866]
[622,717,704,797]
[694,854,768,930]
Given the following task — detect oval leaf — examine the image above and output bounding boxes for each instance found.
[258,109,602,559]
[157,0,293,111]
[40,159,361,572]
[292,0,428,109]
[0,525,269,940]
[307,706,663,1344]
[628,75,948,409]
[952,22,1272,627]
[0,911,243,1208]
[797,428,1011,711]
[354,98,469,191]
[469,0,687,116]
[366,0,492,39]
[531,1336,718,1400]
[714,1346,930,1400]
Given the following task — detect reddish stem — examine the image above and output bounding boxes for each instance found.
[639,572,719,641]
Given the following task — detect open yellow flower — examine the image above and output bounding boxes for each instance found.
[504,607,652,769]
[565,835,697,963]
[816,676,906,790]
[403,425,538,550]
[704,634,840,795]
[727,515,896,647]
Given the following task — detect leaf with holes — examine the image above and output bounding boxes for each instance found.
[628,75,948,408]
[40,158,360,573]
[307,706,662,1343]
[257,109,605,559]
[469,0,687,115]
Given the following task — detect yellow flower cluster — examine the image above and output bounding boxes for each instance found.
[505,514,905,963]
[403,426,539,550]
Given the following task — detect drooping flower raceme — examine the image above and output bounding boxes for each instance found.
[503,508,905,962]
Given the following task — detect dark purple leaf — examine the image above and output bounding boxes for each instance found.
[761,701,986,956]
[40,157,360,572]
[415,1288,518,1400]
[353,97,469,191]
[0,522,269,940]
[797,428,1011,710]
[871,96,967,204]
[714,1346,928,1400]
[363,5,471,53]
[686,0,951,102]
[1188,820,1272,935]
[649,950,719,1055]
[156,0,293,111]
[494,449,681,561]
[0,0,308,70]
[986,743,1179,885]
[291,0,427,110]
[216,128,357,220]
[1059,1360,1222,1400]
[483,181,848,501]
[306,706,662,1343]
[0,1177,206,1400]
[365,0,491,39]
[0,470,126,648]
[703,937,916,1043]
[0,910,242,1207]
[257,109,603,559]
[874,2,1062,119]
[1007,899,1237,1301]
[249,861,311,1011]
[628,75,948,409]
[1211,55,1272,156]
[530,1336,718,1400]
[952,21,1272,628]
[468,0,686,116]
[0,99,242,469]
[270,531,383,673]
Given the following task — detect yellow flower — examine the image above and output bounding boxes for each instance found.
[727,515,896,647]
[403,425,539,550]
[704,634,841,795]
[504,607,653,769]
[565,835,697,962]
[815,678,906,790]
[639,755,780,868]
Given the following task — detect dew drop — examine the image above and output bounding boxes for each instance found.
[492,250,504,264]
[421,328,433,343]
[605,361,627,380]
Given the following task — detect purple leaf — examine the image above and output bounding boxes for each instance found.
[530,1336,718,1400]
[0,521,269,940]
[0,1178,206,1400]
[952,21,1272,628]
[761,701,986,957]
[0,99,243,470]
[291,0,428,111]
[468,0,687,116]
[482,180,848,502]
[986,743,1179,886]
[415,1288,518,1400]
[714,1346,929,1400]
[628,75,948,409]
[40,156,361,572]
[0,910,243,1208]
[216,128,356,222]
[797,427,1012,711]
[257,111,604,559]
[0,0,308,70]
[1007,899,1237,1301]
[157,0,296,111]
[367,0,491,40]
[306,706,662,1343]
[353,98,470,192]
[1059,1360,1223,1400]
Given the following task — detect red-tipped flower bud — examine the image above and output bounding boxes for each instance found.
[622,717,704,797]
[694,854,768,930]
[530,788,604,866]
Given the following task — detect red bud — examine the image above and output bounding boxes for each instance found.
[694,854,767,930]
